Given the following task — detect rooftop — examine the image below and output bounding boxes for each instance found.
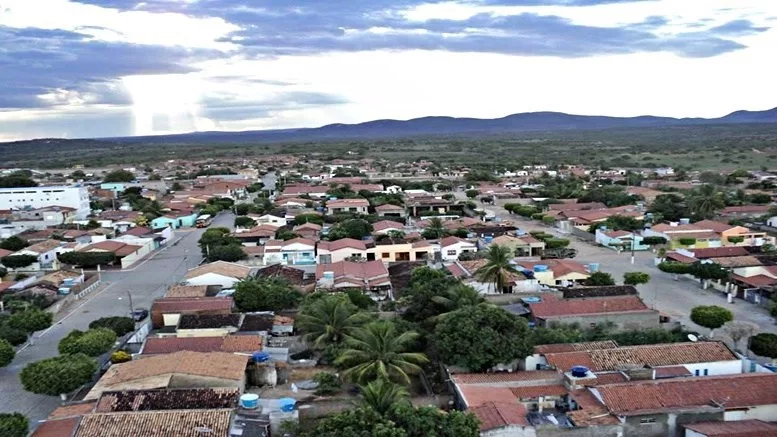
[683,420,777,437]
[470,402,529,432]
[183,261,253,280]
[166,285,209,298]
[177,313,242,330]
[534,341,618,355]
[529,295,652,319]
[74,409,233,437]
[95,388,240,413]
[451,370,561,385]
[151,297,233,315]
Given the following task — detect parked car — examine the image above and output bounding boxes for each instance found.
[132,308,149,322]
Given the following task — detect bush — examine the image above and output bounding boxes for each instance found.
[313,372,342,396]
[545,238,570,249]
[20,354,97,396]
[0,325,27,346]
[0,413,28,437]
[750,333,777,359]
[584,271,615,286]
[727,236,745,244]
[658,261,692,275]
[465,189,479,199]
[0,255,38,269]
[58,328,117,357]
[8,309,52,334]
[207,244,247,262]
[0,339,15,367]
[0,236,29,252]
[531,212,545,220]
[623,272,651,286]
[111,350,132,364]
[541,216,556,224]
[345,288,376,310]
[234,277,302,312]
[641,236,667,246]
[678,238,697,246]
[58,251,115,267]
[234,216,256,228]
[89,316,136,337]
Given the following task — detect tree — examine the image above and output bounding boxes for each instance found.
[88,316,135,336]
[312,372,342,396]
[658,261,692,275]
[0,413,28,437]
[301,407,405,437]
[0,339,15,367]
[58,251,116,267]
[690,305,733,337]
[401,267,461,324]
[171,182,184,191]
[435,304,531,372]
[275,228,299,241]
[688,184,725,220]
[0,255,38,269]
[688,262,728,288]
[234,216,255,228]
[429,283,484,321]
[58,328,117,356]
[8,309,53,334]
[337,321,428,385]
[584,271,615,286]
[545,238,570,249]
[750,333,777,361]
[359,379,410,415]
[0,325,27,346]
[648,194,689,222]
[422,217,447,239]
[475,244,519,294]
[234,277,302,312]
[0,236,28,252]
[297,294,370,352]
[465,189,480,199]
[623,272,651,286]
[20,353,97,396]
[0,173,37,188]
[294,213,324,226]
[328,219,373,240]
[641,236,667,246]
[723,321,758,353]
[102,169,136,183]
[391,404,480,437]
[207,244,247,262]
[198,227,242,258]
[0,266,6,278]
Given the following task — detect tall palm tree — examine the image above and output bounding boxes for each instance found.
[296,296,371,350]
[688,184,725,220]
[358,378,410,415]
[336,321,428,385]
[424,217,447,239]
[475,244,519,294]
[430,283,485,321]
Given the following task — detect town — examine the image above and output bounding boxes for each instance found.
[2,157,777,437]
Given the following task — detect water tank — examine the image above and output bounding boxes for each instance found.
[240,394,260,409]
[252,351,271,363]
[571,366,590,377]
[323,271,334,280]
[533,264,548,272]
[588,263,600,272]
[484,236,493,244]
[279,398,296,412]
[679,218,691,225]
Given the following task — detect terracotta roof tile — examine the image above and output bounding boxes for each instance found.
[31,417,80,437]
[151,297,233,314]
[529,295,652,319]
[732,274,777,288]
[654,366,692,378]
[48,402,97,419]
[24,239,62,254]
[166,285,208,298]
[451,371,561,385]
[596,373,777,416]
[458,386,518,408]
[74,409,233,437]
[691,246,750,258]
[534,341,618,354]
[509,384,567,399]
[316,238,367,252]
[591,372,629,385]
[315,260,388,281]
[183,261,252,280]
[470,402,529,431]
[95,388,240,413]
[567,389,620,426]
[684,420,777,436]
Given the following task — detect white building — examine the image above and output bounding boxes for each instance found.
[0,186,90,219]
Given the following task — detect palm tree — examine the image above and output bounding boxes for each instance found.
[688,184,724,220]
[475,244,519,293]
[296,296,371,350]
[423,217,447,239]
[431,283,485,321]
[358,378,410,415]
[336,321,429,385]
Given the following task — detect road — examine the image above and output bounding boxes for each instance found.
[464,193,777,337]
[0,212,234,425]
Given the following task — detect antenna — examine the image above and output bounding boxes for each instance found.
[687,334,699,342]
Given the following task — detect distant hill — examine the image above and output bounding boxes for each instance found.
[3,107,777,146]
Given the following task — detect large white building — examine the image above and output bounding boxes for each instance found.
[0,186,90,219]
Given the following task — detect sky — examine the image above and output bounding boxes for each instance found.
[0,0,776,141]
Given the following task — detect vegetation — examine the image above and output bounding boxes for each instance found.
[0,324,27,346]
[58,251,116,267]
[234,277,302,312]
[475,244,519,293]
[198,227,246,262]
[749,333,777,360]
[421,217,447,239]
[0,339,15,367]
[20,353,97,395]
[623,272,651,286]
[88,316,135,337]
[435,304,531,371]
[8,309,53,335]
[312,372,342,396]
[0,255,38,269]
[327,219,373,240]
[102,169,136,182]
[234,216,256,228]
[690,305,733,336]
[358,378,410,415]
[297,294,370,351]
[584,271,615,286]
[0,236,28,252]
[336,321,428,385]
[0,413,28,437]
[687,184,725,220]
[58,328,117,357]
[110,350,132,364]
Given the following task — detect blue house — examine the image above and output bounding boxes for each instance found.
[100,183,126,194]
[151,212,198,229]
[595,228,650,251]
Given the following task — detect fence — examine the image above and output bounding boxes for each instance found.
[72,274,101,300]
[570,226,596,242]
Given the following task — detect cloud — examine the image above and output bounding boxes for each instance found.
[710,19,770,36]
[202,91,348,122]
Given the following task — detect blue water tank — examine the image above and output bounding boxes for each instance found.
[588,263,600,272]
[252,351,270,363]
[571,366,590,377]
[240,394,259,409]
[534,265,548,272]
[484,236,493,243]
[279,397,296,412]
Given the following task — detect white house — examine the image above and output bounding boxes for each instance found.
[12,239,63,271]
[326,198,369,215]
[263,238,317,266]
[317,238,368,264]
[385,185,403,194]
[183,261,253,288]
[250,213,287,227]
[0,186,91,219]
[439,236,477,261]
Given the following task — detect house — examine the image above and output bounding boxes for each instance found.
[293,222,322,240]
[570,209,644,229]
[279,184,329,198]
[326,198,369,215]
[372,238,434,263]
[528,294,660,330]
[234,224,279,246]
[446,259,540,294]
[372,220,405,235]
[150,297,233,329]
[626,186,664,205]
[77,240,150,269]
[315,260,392,297]
[517,259,591,286]
[405,196,455,217]
[524,341,619,371]
[655,167,675,176]
[250,213,287,226]
[593,373,777,437]
[151,211,198,229]
[316,238,368,264]
[489,234,545,257]
[274,197,310,208]
[12,239,63,271]
[141,334,262,355]
[694,220,770,246]
[375,203,406,218]
[263,237,317,266]
[83,351,248,400]
[175,313,243,337]
[644,222,722,249]
[165,284,213,299]
[440,236,477,261]
[720,204,772,218]
[684,420,777,437]
[595,229,650,251]
[183,261,253,288]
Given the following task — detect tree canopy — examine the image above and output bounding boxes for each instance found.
[58,251,116,267]
[58,328,117,357]
[690,305,733,334]
[20,353,97,396]
[8,309,53,334]
[435,304,531,371]
[88,316,135,337]
[327,219,373,240]
[623,272,651,286]
[584,271,615,286]
[0,413,28,437]
[0,339,15,367]
[0,255,38,269]
[0,236,28,252]
[234,277,302,312]
[102,169,136,183]
[749,333,777,359]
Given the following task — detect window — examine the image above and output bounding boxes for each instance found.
[382,252,390,258]
[703,369,708,376]
[447,250,457,256]
[639,418,656,425]
[694,369,700,376]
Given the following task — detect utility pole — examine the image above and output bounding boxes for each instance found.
[127,290,135,320]
[631,235,635,265]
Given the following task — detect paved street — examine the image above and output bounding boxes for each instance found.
[0,213,234,425]
[477,196,777,337]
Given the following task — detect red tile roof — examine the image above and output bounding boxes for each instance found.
[470,402,529,431]
[693,220,737,233]
[534,341,618,354]
[567,389,620,426]
[451,371,561,385]
[327,198,369,208]
[150,297,233,314]
[316,260,389,281]
[440,236,473,248]
[74,409,233,437]
[31,417,80,437]
[375,203,404,211]
[732,273,777,288]
[596,373,777,416]
[683,420,777,436]
[691,246,750,258]
[317,238,367,252]
[142,335,261,355]
[509,384,567,399]
[665,252,698,264]
[123,226,154,236]
[591,372,629,385]
[529,295,652,319]
[0,248,15,258]
[372,220,404,232]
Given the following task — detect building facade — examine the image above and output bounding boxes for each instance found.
[0,186,90,219]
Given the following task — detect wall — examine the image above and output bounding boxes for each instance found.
[724,404,777,422]
[0,186,90,219]
[441,243,477,261]
[185,272,240,288]
[534,424,623,437]
[482,425,537,437]
[682,360,742,377]
[622,411,722,437]
[542,311,659,331]
[168,374,244,390]
[176,327,231,338]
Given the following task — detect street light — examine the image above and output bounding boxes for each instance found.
[118,290,135,321]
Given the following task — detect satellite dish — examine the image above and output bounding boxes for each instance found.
[688,334,699,342]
